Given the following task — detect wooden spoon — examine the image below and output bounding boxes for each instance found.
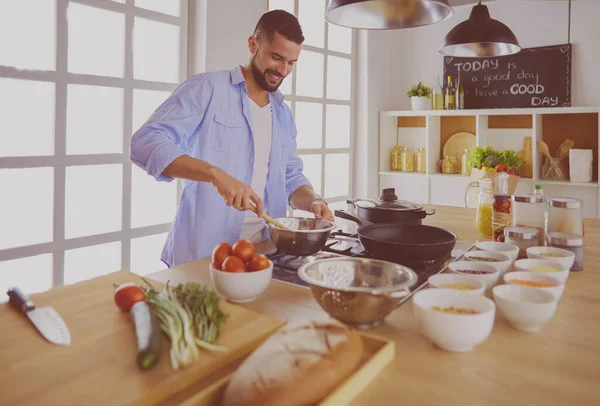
[537,140,565,179]
[248,205,290,231]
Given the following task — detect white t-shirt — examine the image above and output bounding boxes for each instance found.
[239,99,272,243]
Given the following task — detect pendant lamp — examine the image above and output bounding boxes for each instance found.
[325,0,453,30]
[439,0,520,57]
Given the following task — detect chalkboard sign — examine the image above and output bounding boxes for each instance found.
[443,44,572,109]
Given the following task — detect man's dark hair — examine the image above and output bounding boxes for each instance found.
[254,10,304,45]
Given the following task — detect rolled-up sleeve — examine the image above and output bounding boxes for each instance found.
[284,119,313,202]
[130,75,210,182]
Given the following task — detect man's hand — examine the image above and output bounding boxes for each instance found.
[312,199,334,222]
[211,168,263,216]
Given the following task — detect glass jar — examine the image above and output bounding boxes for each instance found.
[461,149,471,176]
[416,148,427,173]
[442,155,457,174]
[547,232,584,271]
[492,194,512,242]
[547,197,583,236]
[390,146,401,171]
[512,195,546,246]
[504,226,539,259]
[403,148,415,172]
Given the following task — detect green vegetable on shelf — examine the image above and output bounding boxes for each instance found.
[467,146,523,173]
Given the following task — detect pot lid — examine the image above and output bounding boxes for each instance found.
[355,199,424,211]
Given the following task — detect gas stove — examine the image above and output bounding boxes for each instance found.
[265,228,474,306]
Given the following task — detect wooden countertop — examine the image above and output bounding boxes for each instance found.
[148,205,600,405]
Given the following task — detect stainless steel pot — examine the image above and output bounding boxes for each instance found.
[298,258,418,329]
[268,218,336,256]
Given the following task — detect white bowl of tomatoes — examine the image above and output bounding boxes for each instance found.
[209,239,273,303]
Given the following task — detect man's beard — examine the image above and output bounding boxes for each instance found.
[250,57,284,92]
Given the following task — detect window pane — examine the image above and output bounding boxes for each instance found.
[0,0,55,70]
[65,165,123,239]
[0,254,53,303]
[299,0,325,48]
[67,85,124,155]
[325,153,349,198]
[296,51,324,98]
[0,79,55,157]
[299,154,322,196]
[0,168,53,250]
[279,73,292,96]
[135,0,180,16]
[269,0,294,13]
[131,165,178,228]
[68,3,125,78]
[134,18,180,83]
[295,102,322,149]
[284,100,292,112]
[327,56,351,100]
[64,242,121,285]
[326,104,350,148]
[132,89,172,132]
[130,233,168,276]
[327,23,352,54]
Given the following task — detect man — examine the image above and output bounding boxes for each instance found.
[130,10,334,267]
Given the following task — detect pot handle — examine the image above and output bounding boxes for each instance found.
[425,208,436,216]
[334,209,371,227]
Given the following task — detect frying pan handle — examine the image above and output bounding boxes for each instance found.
[334,210,371,226]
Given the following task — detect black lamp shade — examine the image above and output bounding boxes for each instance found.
[439,4,521,57]
[325,0,453,30]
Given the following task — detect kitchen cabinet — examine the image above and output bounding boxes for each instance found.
[379,107,600,218]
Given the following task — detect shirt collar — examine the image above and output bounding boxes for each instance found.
[230,65,285,104]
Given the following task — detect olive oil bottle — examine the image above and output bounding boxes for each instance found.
[456,72,465,109]
[444,75,455,110]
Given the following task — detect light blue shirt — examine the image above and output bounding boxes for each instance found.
[130,65,312,267]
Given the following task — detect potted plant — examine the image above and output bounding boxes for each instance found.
[406,82,432,111]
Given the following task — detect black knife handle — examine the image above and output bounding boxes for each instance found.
[7,287,35,313]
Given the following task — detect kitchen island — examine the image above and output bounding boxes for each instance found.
[148,205,600,405]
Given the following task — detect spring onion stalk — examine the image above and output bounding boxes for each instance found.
[140,278,229,370]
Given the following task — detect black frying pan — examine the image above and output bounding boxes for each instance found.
[335,210,457,264]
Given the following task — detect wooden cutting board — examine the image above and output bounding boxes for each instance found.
[0,270,286,406]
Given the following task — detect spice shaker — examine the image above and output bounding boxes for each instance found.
[547,232,584,271]
[547,197,583,236]
[504,226,539,259]
[512,195,546,246]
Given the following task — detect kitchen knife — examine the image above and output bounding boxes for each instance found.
[7,287,71,346]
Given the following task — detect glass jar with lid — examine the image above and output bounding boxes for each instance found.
[512,194,546,246]
[390,146,401,171]
[402,148,415,172]
[504,226,539,259]
[416,148,427,173]
[547,197,583,236]
[547,232,584,271]
[461,149,471,176]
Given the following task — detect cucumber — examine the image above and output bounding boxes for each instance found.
[130,301,162,370]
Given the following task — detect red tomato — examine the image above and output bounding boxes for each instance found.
[114,283,146,312]
[222,255,247,273]
[248,254,270,272]
[232,239,255,263]
[212,242,232,270]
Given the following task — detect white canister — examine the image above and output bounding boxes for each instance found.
[569,149,593,183]
[547,197,583,236]
[512,195,546,246]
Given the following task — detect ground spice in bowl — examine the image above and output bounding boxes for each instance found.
[467,256,503,262]
[432,306,480,315]
[509,279,554,288]
[456,269,493,275]
[439,284,474,291]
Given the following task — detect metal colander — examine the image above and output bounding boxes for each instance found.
[298,258,418,329]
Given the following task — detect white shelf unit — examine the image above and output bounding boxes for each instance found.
[379,106,600,218]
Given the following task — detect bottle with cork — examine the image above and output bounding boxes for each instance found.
[444,75,455,110]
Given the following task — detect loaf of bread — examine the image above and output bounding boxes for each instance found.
[221,319,364,406]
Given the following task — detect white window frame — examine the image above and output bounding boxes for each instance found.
[0,0,188,286]
[267,0,355,213]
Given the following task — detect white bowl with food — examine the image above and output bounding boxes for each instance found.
[514,259,570,284]
[412,289,496,352]
[503,271,565,300]
[209,261,273,303]
[448,261,501,289]
[475,241,519,263]
[428,273,486,295]
[492,284,558,332]
[464,250,512,275]
[526,246,575,270]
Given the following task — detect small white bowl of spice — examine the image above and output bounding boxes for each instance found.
[428,273,486,295]
[514,258,570,284]
[448,261,500,290]
[526,246,575,271]
[503,271,565,300]
[413,289,496,352]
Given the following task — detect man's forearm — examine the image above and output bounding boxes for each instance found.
[162,155,220,183]
[289,185,320,211]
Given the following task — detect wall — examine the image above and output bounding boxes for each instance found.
[356,0,600,199]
